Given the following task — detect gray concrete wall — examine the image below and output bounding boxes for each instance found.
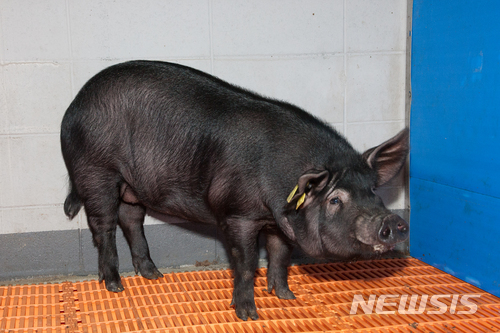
[0,210,408,281]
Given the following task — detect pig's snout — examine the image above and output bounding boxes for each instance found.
[378,215,409,245]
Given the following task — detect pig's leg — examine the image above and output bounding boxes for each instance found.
[118,202,163,279]
[84,185,123,292]
[265,230,295,299]
[224,220,260,321]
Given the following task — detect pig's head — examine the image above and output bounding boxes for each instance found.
[281,128,410,259]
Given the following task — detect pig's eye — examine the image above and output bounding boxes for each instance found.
[330,197,342,205]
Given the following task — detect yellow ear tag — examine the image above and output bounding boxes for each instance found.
[296,193,306,210]
[287,185,298,203]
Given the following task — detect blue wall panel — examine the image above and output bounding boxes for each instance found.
[411,178,500,295]
[410,0,500,296]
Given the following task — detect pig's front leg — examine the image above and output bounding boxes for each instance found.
[265,229,295,299]
[223,219,261,321]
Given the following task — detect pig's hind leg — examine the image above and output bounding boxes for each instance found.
[81,173,123,292]
[265,230,296,299]
[118,202,163,280]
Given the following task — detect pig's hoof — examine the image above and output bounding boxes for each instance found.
[137,261,163,280]
[105,280,124,292]
[234,301,259,321]
[275,287,296,300]
[267,282,295,299]
[143,268,163,280]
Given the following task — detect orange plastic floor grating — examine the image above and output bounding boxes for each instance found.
[1,258,500,332]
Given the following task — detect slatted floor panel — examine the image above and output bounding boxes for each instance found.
[1,258,500,332]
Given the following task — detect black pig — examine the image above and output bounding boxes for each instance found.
[60,60,409,321]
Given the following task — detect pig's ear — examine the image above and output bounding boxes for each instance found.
[287,170,329,209]
[362,128,409,187]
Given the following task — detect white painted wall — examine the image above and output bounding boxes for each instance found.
[0,0,408,234]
